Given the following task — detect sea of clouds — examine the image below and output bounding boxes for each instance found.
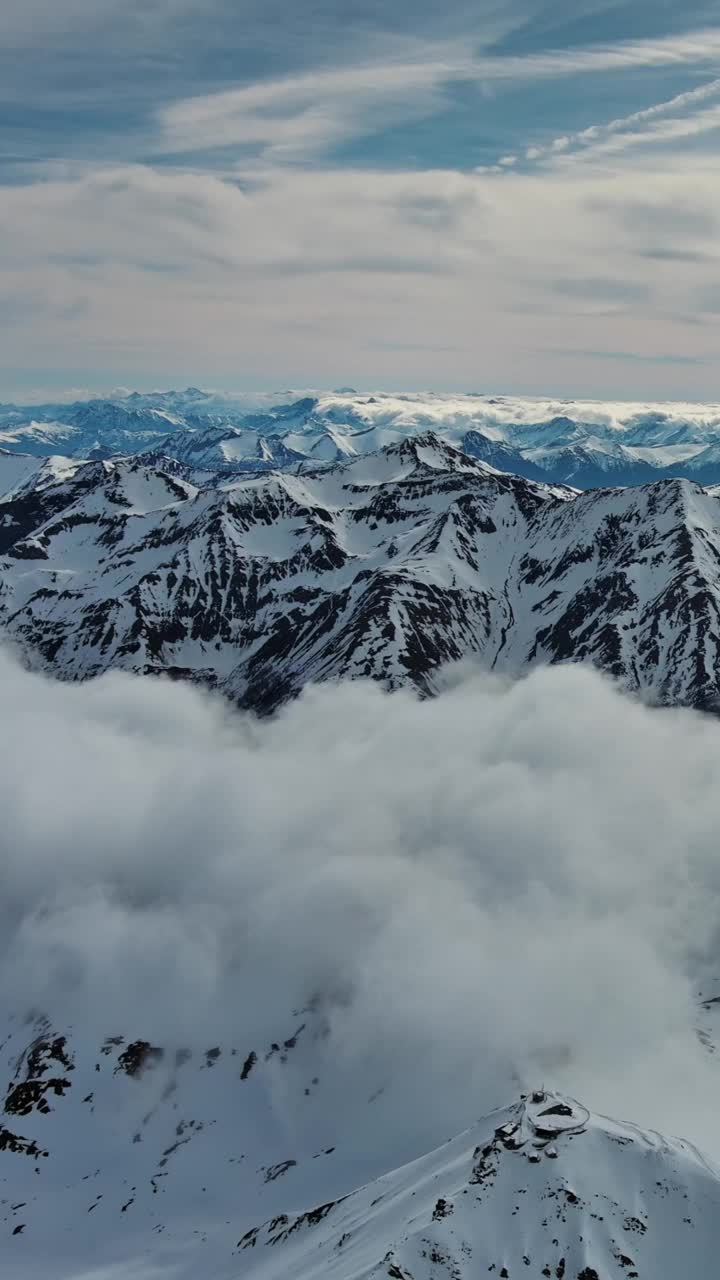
[2,648,720,1159]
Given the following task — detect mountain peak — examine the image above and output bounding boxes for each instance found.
[387,430,483,470]
[239,1086,720,1279]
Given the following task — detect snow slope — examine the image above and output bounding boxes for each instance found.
[1,1005,719,1280]
[241,1089,720,1280]
[0,450,47,501]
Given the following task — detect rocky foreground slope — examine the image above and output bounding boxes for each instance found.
[2,1002,720,1280]
[2,433,720,710]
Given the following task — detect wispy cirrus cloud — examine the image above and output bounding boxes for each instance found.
[549,100,720,168]
[7,1,720,393]
[155,25,720,167]
[157,57,464,161]
[518,76,720,166]
[480,24,720,78]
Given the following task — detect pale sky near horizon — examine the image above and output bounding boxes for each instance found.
[3,0,720,400]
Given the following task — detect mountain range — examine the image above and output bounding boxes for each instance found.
[6,389,720,487]
[2,431,720,711]
[6,388,720,1276]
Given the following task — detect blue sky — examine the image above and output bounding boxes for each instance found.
[3,0,720,398]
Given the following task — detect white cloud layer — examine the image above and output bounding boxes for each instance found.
[3,153,720,396]
[3,650,720,1156]
[7,14,720,393]
[156,32,720,167]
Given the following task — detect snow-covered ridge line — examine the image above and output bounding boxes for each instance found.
[2,434,720,712]
[238,1086,720,1280]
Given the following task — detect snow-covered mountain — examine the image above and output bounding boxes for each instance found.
[8,390,720,1280]
[0,449,52,500]
[148,422,309,472]
[7,389,720,485]
[2,996,720,1280]
[2,432,720,711]
[0,399,193,460]
[0,420,83,457]
[240,1089,720,1280]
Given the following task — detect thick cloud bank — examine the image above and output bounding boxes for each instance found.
[2,651,720,1155]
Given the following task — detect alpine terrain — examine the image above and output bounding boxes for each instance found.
[2,431,720,710]
[6,389,720,486]
[3,1005,720,1280]
[12,0,720,1262]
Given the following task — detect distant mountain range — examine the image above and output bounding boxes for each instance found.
[6,388,720,485]
[3,431,720,712]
